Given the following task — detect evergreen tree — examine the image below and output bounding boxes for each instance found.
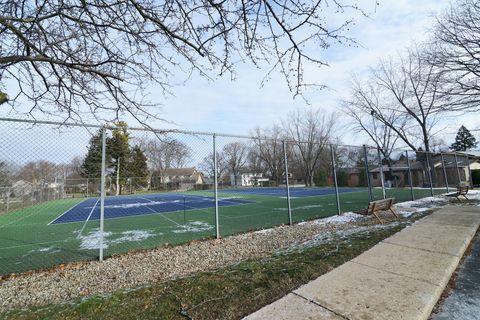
[127,146,149,189]
[107,122,130,195]
[336,169,349,187]
[81,129,104,178]
[313,168,328,186]
[451,126,477,151]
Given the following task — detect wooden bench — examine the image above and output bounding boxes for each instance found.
[446,185,469,201]
[362,198,399,224]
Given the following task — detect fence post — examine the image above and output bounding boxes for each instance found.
[6,187,9,212]
[440,153,449,193]
[363,145,373,202]
[467,155,474,189]
[213,134,220,239]
[405,151,415,201]
[330,145,341,215]
[377,148,386,199]
[454,152,461,185]
[425,152,434,197]
[283,140,292,225]
[86,178,89,197]
[99,127,107,261]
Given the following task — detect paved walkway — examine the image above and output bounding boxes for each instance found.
[244,206,480,320]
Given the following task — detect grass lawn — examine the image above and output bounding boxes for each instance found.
[0,187,444,276]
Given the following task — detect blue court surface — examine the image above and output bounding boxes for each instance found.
[216,187,363,197]
[50,194,252,225]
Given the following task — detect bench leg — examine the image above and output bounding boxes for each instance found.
[463,195,469,200]
[372,212,384,224]
[389,207,399,219]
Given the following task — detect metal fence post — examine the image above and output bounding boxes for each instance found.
[425,152,434,197]
[440,153,449,193]
[363,145,373,201]
[213,134,220,239]
[330,145,341,215]
[467,155,474,188]
[86,178,89,197]
[99,127,107,261]
[377,148,386,199]
[6,187,9,212]
[454,152,461,185]
[283,140,293,225]
[405,151,415,201]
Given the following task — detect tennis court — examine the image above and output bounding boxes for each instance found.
[215,186,362,197]
[50,194,253,224]
[0,186,439,276]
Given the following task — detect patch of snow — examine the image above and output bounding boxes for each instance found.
[77,229,156,250]
[78,229,112,250]
[311,212,362,225]
[172,221,214,234]
[254,228,274,235]
[467,190,480,200]
[289,222,401,252]
[219,197,246,200]
[110,230,156,245]
[99,200,178,209]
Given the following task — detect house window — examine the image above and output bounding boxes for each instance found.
[372,173,378,180]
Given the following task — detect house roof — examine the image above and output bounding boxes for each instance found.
[453,150,480,158]
[164,167,197,176]
[369,157,479,173]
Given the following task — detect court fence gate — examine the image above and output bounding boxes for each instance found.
[0,117,476,275]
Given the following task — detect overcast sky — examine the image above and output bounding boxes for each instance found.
[2,0,479,149]
[142,0,478,146]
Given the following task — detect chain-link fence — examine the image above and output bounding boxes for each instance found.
[0,117,476,276]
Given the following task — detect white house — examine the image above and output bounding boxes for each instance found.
[161,167,205,189]
[229,173,269,187]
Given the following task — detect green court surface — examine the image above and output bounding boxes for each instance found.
[0,187,444,276]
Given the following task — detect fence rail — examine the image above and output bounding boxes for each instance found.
[0,118,476,276]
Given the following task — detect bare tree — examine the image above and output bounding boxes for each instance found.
[341,76,406,181]
[251,125,285,185]
[198,151,227,185]
[16,160,59,185]
[139,137,191,174]
[222,142,248,186]
[283,108,335,186]
[368,48,446,153]
[430,0,480,112]
[0,1,365,121]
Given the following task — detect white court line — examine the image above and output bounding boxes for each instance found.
[47,199,92,226]
[137,196,181,226]
[77,198,100,238]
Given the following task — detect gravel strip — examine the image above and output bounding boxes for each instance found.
[0,212,417,310]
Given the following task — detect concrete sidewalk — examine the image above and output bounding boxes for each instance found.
[244,206,480,320]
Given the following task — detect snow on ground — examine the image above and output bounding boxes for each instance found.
[309,212,361,225]
[78,229,156,250]
[172,221,214,234]
[110,230,157,245]
[104,201,178,209]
